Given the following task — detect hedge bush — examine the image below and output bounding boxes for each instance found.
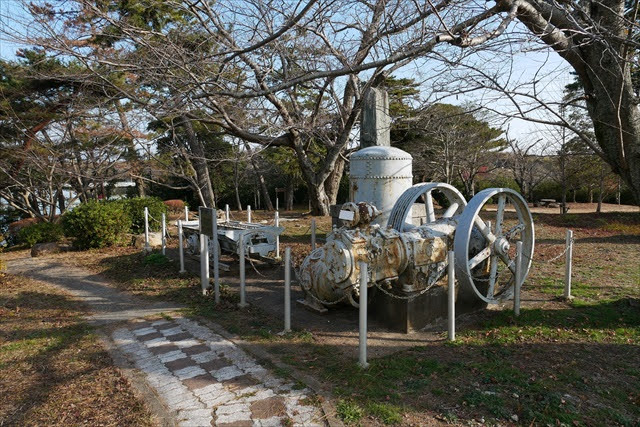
[62,200,132,249]
[17,222,64,247]
[116,197,167,234]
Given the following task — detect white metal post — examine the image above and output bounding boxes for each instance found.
[275,211,280,259]
[161,213,166,255]
[212,212,220,304]
[143,207,150,252]
[447,250,455,341]
[514,241,523,316]
[178,220,186,273]
[200,234,210,295]
[311,218,316,250]
[247,205,251,223]
[225,204,230,222]
[276,197,279,211]
[238,235,248,308]
[184,206,188,221]
[358,261,369,369]
[564,229,573,299]
[284,247,291,333]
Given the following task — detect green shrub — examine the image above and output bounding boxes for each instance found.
[18,222,64,247]
[62,200,132,249]
[117,197,167,234]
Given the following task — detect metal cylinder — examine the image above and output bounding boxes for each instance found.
[358,261,369,368]
[350,146,412,226]
[284,247,291,333]
[447,250,455,341]
[178,220,186,273]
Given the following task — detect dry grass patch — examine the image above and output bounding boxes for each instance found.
[0,272,155,426]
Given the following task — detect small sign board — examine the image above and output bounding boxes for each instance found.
[339,210,355,221]
[199,207,215,238]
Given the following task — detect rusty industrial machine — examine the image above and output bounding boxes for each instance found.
[298,145,535,331]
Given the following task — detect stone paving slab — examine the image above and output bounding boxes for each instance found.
[113,316,326,427]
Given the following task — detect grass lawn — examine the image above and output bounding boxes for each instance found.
[6,208,638,426]
[0,270,155,426]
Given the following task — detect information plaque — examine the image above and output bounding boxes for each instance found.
[199,207,215,238]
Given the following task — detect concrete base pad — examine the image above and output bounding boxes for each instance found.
[370,285,487,333]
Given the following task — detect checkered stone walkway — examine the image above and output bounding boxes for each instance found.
[112,317,325,427]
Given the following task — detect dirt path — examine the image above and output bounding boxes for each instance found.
[3,254,327,427]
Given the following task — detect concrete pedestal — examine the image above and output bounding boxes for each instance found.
[370,284,487,333]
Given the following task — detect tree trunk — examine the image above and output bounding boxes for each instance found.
[180,116,216,207]
[324,157,346,207]
[286,181,294,210]
[597,163,605,213]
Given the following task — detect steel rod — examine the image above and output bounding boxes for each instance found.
[178,220,186,273]
[161,213,166,255]
[213,212,220,304]
[143,207,150,251]
[200,234,209,296]
[275,211,280,258]
[247,205,251,223]
[514,241,523,316]
[358,261,369,369]
[238,235,248,307]
[447,250,455,341]
[564,229,573,299]
[284,247,291,333]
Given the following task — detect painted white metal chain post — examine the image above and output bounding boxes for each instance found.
[212,212,220,304]
[200,207,210,296]
[143,207,150,252]
[225,204,230,222]
[311,218,316,250]
[247,205,251,223]
[238,234,248,308]
[178,220,186,273]
[284,247,291,333]
[184,206,189,221]
[514,241,523,316]
[358,261,369,369]
[161,212,166,255]
[447,250,455,341]
[275,211,280,259]
[276,197,279,212]
[564,229,573,299]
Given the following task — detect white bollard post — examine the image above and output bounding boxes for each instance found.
[358,261,369,369]
[276,197,279,212]
[284,247,291,333]
[238,235,248,308]
[200,234,210,295]
[275,211,280,259]
[514,241,523,316]
[311,218,316,250]
[212,213,220,304]
[178,220,186,273]
[447,250,455,341]
[225,204,230,222]
[161,213,166,255]
[564,229,573,299]
[184,206,188,221]
[143,207,150,252]
[247,205,251,223]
